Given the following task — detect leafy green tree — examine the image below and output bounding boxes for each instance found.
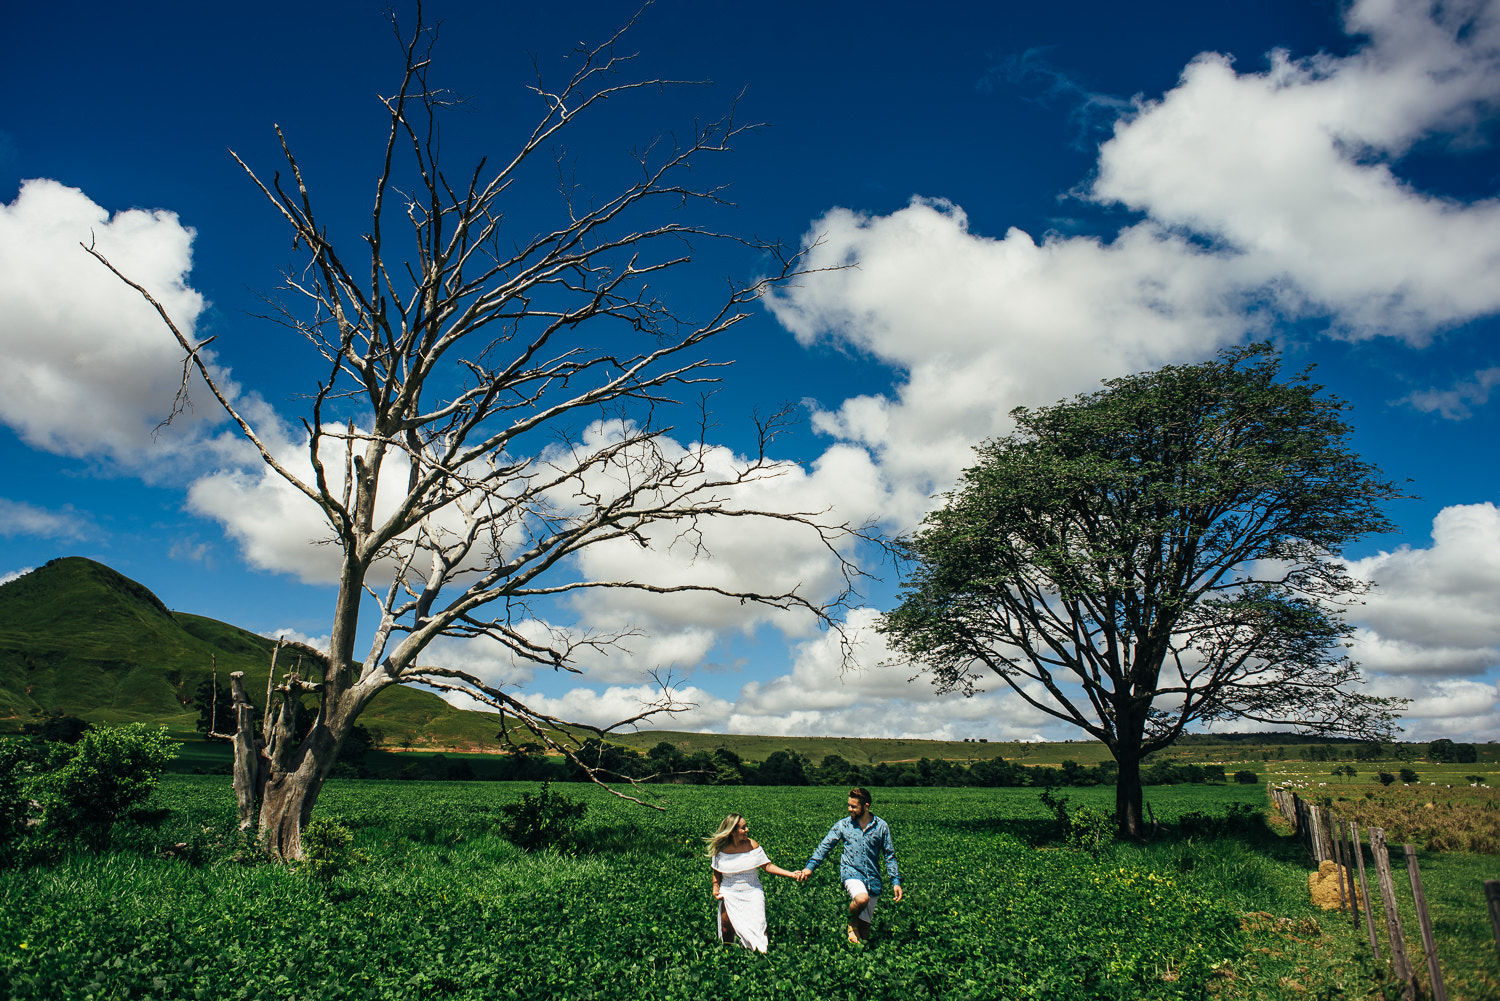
[194,677,237,743]
[1427,738,1477,763]
[646,741,686,778]
[814,754,855,785]
[881,345,1406,837]
[1399,766,1419,783]
[759,749,811,785]
[21,710,90,745]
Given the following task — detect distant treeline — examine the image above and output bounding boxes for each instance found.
[328,740,1263,789]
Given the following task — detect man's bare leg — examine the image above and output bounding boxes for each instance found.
[847,894,871,943]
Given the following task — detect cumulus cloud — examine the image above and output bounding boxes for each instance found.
[612,608,1057,741]
[0,498,93,541]
[515,680,736,732]
[1365,675,1500,739]
[770,0,1500,531]
[1348,503,1500,673]
[769,200,1253,525]
[0,180,212,469]
[1092,0,1500,342]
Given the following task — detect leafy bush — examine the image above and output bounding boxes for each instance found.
[23,723,178,856]
[300,816,367,881]
[1177,802,1266,839]
[1233,770,1259,784]
[1399,766,1419,783]
[0,741,45,866]
[1378,771,1396,786]
[1065,804,1114,852]
[495,781,587,850]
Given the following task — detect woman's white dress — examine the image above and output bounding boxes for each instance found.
[713,846,770,952]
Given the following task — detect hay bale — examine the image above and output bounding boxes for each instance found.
[1307,859,1365,911]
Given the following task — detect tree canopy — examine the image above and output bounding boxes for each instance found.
[880,344,1408,835]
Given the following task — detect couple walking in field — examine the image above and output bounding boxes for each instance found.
[707,787,903,952]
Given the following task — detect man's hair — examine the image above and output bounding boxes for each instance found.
[848,786,871,807]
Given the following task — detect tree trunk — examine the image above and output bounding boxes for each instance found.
[227,672,263,830]
[258,724,339,859]
[1115,749,1145,839]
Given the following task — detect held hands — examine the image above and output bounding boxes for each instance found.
[792,869,810,883]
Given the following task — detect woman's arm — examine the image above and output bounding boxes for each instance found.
[712,867,723,899]
[762,863,799,880]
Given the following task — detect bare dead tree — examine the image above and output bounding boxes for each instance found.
[86,6,864,858]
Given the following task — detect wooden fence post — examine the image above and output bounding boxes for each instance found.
[1486,879,1500,968]
[1404,844,1447,1001]
[1327,808,1349,911]
[1351,822,1381,960]
[1371,828,1415,1001]
[1344,827,1361,925]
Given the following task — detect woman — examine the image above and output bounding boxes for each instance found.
[706,813,801,952]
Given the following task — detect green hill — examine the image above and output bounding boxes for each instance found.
[0,556,510,745]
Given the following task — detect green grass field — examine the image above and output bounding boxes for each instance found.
[2,779,1495,1000]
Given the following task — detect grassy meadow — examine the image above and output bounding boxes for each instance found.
[2,778,1496,1001]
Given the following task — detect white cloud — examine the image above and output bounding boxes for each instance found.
[0,498,92,541]
[1092,0,1500,342]
[1348,503,1500,670]
[1365,674,1500,739]
[768,200,1250,527]
[0,180,210,469]
[563,431,887,645]
[259,627,333,654]
[769,0,1500,534]
[0,567,36,587]
[1403,365,1500,419]
[517,680,735,733]
[0,179,282,480]
[637,608,1055,741]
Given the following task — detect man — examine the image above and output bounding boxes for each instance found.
[794,787,903,943]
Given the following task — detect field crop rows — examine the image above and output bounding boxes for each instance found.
[1,779,1495,1000]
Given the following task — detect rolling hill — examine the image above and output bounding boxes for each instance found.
[0,556,513,745]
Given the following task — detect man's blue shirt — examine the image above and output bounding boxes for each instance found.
[804,814,900,894]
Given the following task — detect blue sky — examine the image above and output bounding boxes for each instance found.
[3,0,1499,742]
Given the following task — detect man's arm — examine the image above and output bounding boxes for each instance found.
[802,821,844,875]
[883,822,904,902]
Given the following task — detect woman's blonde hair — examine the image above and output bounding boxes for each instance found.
[705,813,746,857]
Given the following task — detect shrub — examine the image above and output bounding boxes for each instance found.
[1378,771,1396,786]
[1066,805,1114,852]
[301,816,367,881]
[1399,767,1419,783]
[496,781,588,850]
[0,741,46,866]
[30,723,178,854]
[1233,770,1259,784]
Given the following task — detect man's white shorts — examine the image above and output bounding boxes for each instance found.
[843,879,877,923]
